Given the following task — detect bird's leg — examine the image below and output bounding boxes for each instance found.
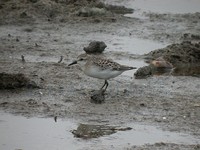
[104,80,109,91]
[100,80,107,90]
[100,80,109,92]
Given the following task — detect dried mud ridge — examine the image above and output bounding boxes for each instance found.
[147,41,200,65]
[0,73,39,89]
[0,0,133,24]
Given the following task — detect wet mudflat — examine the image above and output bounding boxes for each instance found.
[0,0,200,149]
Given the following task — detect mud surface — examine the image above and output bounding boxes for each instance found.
[0,0,200,149]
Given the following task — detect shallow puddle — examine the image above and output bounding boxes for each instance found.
[106,36,165,76]
[0,112,199,150]
[107,36,166,55]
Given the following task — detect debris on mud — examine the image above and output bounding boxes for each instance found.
[71,123,132,138]
[0,73,39,89]
[83,41,107,54]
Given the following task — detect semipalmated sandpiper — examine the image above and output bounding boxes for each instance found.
[68,54,137,91]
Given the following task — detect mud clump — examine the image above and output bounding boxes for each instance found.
[72,123,132,138]
[90,89,105,104]
[84,41,107,54]
[0,73,38,89]
[134,65,154,79]
[134,65,172,79]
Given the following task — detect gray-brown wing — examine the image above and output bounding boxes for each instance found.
[92,57,133,71]
[92,57,119,70]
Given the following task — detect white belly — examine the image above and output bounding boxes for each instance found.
[84,66,123,80]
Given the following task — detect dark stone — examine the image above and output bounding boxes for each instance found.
[134,65,154,79]
[84,41,107,54]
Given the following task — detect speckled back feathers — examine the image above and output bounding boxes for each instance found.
[88,55,134,71]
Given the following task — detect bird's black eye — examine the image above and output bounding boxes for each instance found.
[79,58,84,61]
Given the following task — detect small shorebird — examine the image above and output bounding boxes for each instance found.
[68,54,137,92]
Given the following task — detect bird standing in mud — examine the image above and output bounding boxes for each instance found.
[68,54,137,92]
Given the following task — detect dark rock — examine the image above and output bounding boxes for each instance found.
[84,41,107,54]
[134,65,154,79]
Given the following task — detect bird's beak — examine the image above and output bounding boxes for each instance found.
[68,61,77,66]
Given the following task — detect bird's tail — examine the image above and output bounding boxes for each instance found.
[120,65,137,71]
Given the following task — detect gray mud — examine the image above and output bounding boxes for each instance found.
[0,0,200,149]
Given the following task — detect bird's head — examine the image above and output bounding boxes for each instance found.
[68,53,89,66]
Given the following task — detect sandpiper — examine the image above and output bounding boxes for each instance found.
[68,54,137,92]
